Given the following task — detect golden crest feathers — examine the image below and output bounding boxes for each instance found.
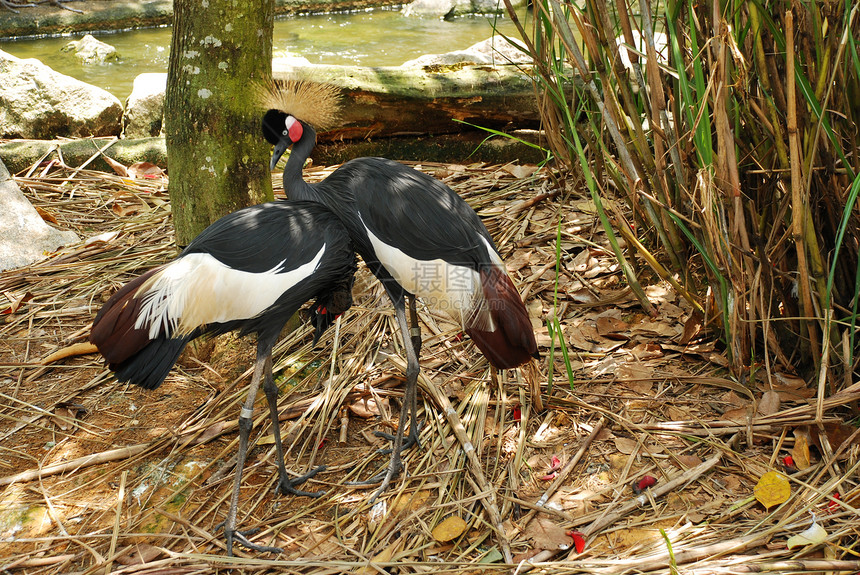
[258,79,342,131]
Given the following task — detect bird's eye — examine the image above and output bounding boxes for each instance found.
[282,130,289,136]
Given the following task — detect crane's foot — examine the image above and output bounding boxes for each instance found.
[346,451,404,504]
[220,525,283,556]
[278,465,327,497]
[373,420,423,455]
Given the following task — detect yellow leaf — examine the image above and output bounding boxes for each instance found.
[754,471,791,508]
[431,515,468,542]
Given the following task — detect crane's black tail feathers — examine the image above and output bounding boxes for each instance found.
[466,266,539,369]
[112,335,195,390]
[91,265,195,390]
[90,267,162,367]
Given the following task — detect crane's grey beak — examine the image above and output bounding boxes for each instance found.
[270,139,289,171]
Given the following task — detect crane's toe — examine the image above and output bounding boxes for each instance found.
[277,465,327,497]
[222,525,283,556]
[373,420,423,455]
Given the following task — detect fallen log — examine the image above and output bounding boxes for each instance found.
[274,63,541,140]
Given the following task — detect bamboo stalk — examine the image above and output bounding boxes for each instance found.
[786,9,821,365]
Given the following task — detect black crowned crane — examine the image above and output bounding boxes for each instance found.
[260,80,539,498]
[90,200,356,555]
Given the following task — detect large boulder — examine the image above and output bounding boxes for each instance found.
[0,50,123,139]
[402,0,525,18]
[0,158,78,272]
[402,35,531,67]
[61,34,118,64]
[122,72,167,139]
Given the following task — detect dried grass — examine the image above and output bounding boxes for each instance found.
[0,153,858,574]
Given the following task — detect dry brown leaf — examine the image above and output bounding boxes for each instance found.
[816,422,859,453]
[723,406,751,424]
[524,516,572,551]
[758,390,781,415]
[723,474,744,493]
[501,164,538,179]
[614,437,638,455]
[596,315,629,337]
[511,549,543,563]
[391,490,431,514]
[678,310,704,344]
[34,206,59,225]
[773,371,808,389]
[630,318,682,338]
[127,161,165,180]
[675,454,703,468]
[52,402,86,431]
[102,154,129,177]
[644,283,676,304]
[116,543,163,565]
[431,515,468,542]
[629,342,664,360]
[617,363,654,383]
[548,487,601,513]
[357,538,403,574]
[2,290,33,315]
[349,397,387,419]
[111,202,144,217]
[665,405,689,420]
[792,430,812,470]
[566,321,599,351]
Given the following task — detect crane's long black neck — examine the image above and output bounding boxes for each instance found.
[282,120,317,201]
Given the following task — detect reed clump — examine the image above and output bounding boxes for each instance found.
[504,0,860,389]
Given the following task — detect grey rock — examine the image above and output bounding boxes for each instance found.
[401,35,530,67]
[0,49,123,139]
[0,158,78,272]
[122,73,167,139]
[402,0,524,18]
[61,34,119,65]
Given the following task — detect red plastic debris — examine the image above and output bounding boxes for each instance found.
[512,405,522,422]
[632,475,657,494]
[828,491,841,513]
[566,530,586,553]
[782,455,796,471]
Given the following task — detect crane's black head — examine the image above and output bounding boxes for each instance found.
[262,109,305,170]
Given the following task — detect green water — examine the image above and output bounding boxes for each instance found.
[0,9,518,100]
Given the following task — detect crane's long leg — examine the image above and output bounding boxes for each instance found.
[375,295,422,453]
[404,296,422,449]
[222,346,282,556]
[347,294,420,502]
[261,356,326,498]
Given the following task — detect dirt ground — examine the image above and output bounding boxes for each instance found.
[1,158,859,574]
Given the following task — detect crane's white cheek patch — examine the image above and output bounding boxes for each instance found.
[135,248,325,337]
[364,227,493,329]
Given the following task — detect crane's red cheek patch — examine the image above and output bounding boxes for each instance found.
[287,118,303,142]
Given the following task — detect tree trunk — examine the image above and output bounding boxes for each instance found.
[165,0,275,246]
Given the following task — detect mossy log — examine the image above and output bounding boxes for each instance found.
[273,63,541,141]
[0,138,167,175]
